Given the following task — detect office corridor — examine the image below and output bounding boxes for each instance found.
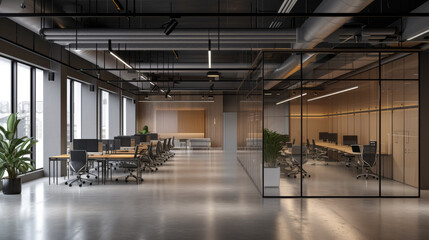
[1,150,429,240]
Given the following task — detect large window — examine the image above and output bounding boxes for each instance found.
[122,97,127,135]
[0,56,44,171]
[17,63,31,138]
[0,57,11,128]
[35,69,44,169]
[100,90,109,139]
[67,79,84,144]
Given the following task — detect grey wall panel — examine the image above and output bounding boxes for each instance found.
[43,64,62,176]
[223,112,237,152]
[109,93,120,138]
[126,98,136,135]
[81,84,97,138]
[264,101,289,135]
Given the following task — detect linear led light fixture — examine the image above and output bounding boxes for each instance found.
[276,93,307,105]
[139,100,214,103]
[108,40,133,69]
[407,29,429,41]
[208,39,211,69]
[307,86,358,102]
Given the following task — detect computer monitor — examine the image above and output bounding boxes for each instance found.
[351,144,361,153]
[114,136,132,147]
[343,135,358,146]
[73,139,100,152]
[328,133,338,144]
[319,132,329,141]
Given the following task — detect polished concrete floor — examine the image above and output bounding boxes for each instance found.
[1,150,429,240]
[265,160,418,197]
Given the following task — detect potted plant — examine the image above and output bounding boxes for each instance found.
[139,125,149,134]
[263,128,285,187]
[0,114,37,195]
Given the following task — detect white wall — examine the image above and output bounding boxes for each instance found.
[43,63,62,176]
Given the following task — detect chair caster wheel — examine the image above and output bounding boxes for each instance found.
[115,179,119,181]
[65,182,68,185]
[125,180,128,183]
[79,184,82,187]
[294,176,297,178]
[83,181,86,184]
[357,177,359,179]
[141,178,144,182]
[366,177,369,180]
[69,184,72,187]
[156,168,158,171]
[87,175,90,178]
[308,175,311,178]
[114,168,117,170]
[89,182,92,185]
[95,176,98,179]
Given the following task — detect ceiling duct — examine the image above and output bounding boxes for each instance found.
[264,0,374,90]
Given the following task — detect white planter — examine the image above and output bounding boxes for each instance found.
[264,167,280,187]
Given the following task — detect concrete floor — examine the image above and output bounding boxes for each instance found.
[265,160,418,197]
[1,150,429,240]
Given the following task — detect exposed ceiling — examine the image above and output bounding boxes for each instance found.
[1,0,429,98]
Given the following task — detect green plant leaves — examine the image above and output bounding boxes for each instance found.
[263,128,286,168]
[0,114,37,180]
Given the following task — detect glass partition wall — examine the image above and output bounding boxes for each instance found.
[262,51,419,197]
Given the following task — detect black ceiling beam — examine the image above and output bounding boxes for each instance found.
[107,79,244,83]
[1,12,429,18]
[80,68,255,71]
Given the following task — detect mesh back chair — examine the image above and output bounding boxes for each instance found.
[357,144,378,180]
[115,146,143,183]
[171,136,175,149]
[312,139,328,164]
[287,146,311,178]
[140,144,158,172]
[65,150,93,187]
[154,141,166,164]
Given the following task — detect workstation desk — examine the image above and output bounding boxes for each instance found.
[49,146,148,185]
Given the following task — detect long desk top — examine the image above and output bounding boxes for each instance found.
[50,154,139,160]
[315,141,359,155]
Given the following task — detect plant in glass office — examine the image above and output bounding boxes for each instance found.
[0,113,37,195]
[139,125,149,134]
[263,128,284,168]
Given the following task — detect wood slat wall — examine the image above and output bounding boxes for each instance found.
[136,96,223,147]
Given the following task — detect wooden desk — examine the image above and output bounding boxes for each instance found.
[315,141,359,155]
[49,153,144,185]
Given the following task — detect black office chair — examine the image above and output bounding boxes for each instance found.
[312,139,328,164]
[357,144,378,180]
[171,136,176,149]
[140,144,158,172]
[115,146,144,183]
[65,150,93,187]
[287,146,310,178]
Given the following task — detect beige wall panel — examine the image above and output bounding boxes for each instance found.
[360,113,370,145]
[178,110,205,133]
[404,109,419,187]
[392,110,404,183]
[381,111,392,155]
[137,96,223,147]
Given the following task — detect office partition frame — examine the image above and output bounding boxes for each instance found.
[261,49,421,198]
